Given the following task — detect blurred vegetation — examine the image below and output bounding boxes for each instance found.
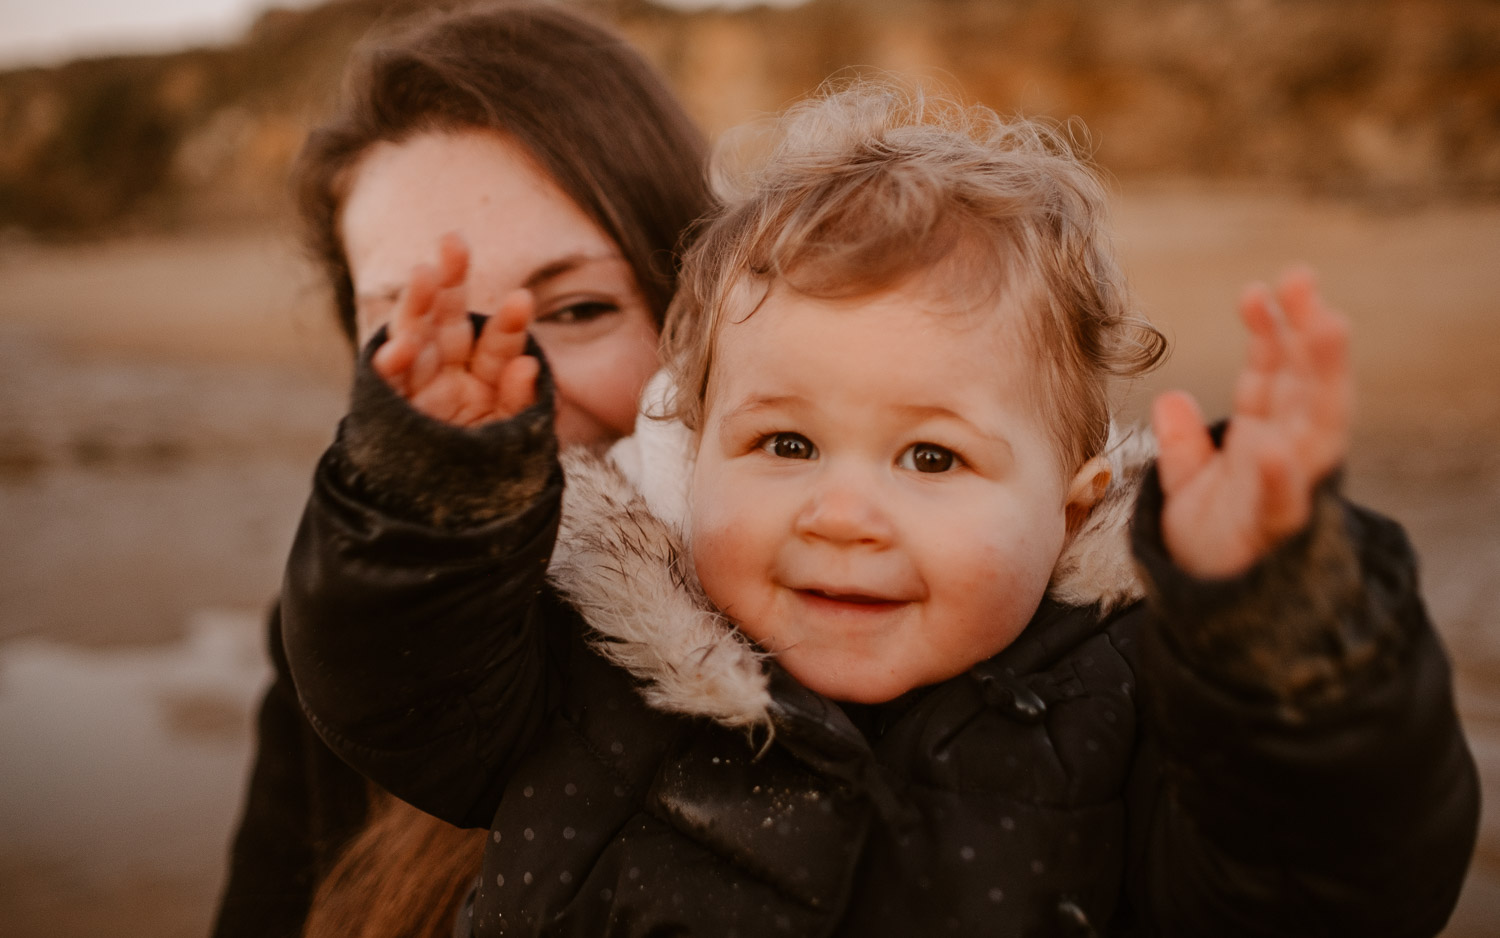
[1,0,1497,240]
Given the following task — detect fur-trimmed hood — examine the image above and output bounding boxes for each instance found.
[547,373,1154,731]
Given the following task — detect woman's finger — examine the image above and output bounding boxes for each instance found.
[432,233,474,363]
[1239,284,1284,375]
[436,231,470,288]
[1236,283,1289,423]
[390,262,440,346]
[1271,268,1323,388]
[408,336,444,395]
[385,261,446,397]
[1253,435,1309,544]
[1233,368,1272,419]
[1275,267,1321,335]
[1306,303,1352,410]
[371,335,417,391]
[471,290,534,386]
[497,355,541,416]
[1303,309,1353,477]
[409,378,463,422]
[1152,391,1215,496]
[1271,268,1352,476]
[432,286,475,368]
[1291,278,1351,395]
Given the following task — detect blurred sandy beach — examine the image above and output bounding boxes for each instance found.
[1,185,1498,936]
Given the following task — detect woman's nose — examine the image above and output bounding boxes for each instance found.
[792,479,895,546]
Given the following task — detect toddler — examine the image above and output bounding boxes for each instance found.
[282,86,1478,936]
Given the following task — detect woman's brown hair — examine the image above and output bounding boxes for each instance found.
[296,0,712,342]
[303,789,481,938]
[295,4,710,936]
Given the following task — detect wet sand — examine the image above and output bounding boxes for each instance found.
[1,186,1498,935]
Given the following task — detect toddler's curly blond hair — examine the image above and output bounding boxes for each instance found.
[662,81,1167,471]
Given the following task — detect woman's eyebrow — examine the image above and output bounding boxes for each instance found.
[356,251,624,308]
[355,285,402,306]
[524,252,621,290]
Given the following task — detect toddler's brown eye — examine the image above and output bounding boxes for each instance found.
[765,433,816,460]
[903,443,955,473]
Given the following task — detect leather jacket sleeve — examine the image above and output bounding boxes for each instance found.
[281,334,569,829]
[210,603,369,938]
[1128,466,1480,937]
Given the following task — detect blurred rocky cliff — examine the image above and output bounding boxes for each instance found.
[2,0,1497,239]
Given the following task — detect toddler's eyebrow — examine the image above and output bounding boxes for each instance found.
[718,394,803,426]
[894,403,1016,453]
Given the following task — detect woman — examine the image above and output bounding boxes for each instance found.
[210,4,710,936]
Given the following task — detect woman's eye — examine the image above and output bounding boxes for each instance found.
[900,443,957,473]
[537,300,618,325]
[761,433,817,460]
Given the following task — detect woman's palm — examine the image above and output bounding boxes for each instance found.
[371,233,540,427]
[1152,271,1352,579]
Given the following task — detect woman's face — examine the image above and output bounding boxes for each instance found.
[340,129,661,446]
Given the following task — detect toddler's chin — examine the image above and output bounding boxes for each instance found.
[776,650,936,705]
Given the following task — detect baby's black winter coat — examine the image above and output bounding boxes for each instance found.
[281,354,1479,937]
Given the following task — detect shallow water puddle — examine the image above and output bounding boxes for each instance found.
[0,610,269,884]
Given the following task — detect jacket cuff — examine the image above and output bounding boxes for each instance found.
[1130,460,1407,709]
[329,320,558,529]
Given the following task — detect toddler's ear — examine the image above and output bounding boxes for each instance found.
[1064,455,1112,536]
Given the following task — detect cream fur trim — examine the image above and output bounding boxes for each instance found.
[552,449,773,728]
[1048,424,1154,612]
[603,371,695,535]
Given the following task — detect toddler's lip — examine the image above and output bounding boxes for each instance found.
[795,587,908,606]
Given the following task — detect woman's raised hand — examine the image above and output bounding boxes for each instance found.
[370,232,541,427]
[1151,269,1353,579]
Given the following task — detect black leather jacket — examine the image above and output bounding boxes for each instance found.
[280,355,1479,937]
[211,603,369,938]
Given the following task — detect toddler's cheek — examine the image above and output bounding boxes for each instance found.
[690,532,722,595]
[689,517,741,612]
[966,536,1059,613]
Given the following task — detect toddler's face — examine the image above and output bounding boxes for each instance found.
[690,278,1095,703]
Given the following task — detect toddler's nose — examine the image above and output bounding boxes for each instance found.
[793,481,894,546]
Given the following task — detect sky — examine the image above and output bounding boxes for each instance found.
[0,0,806,69]
[0,0,325,67]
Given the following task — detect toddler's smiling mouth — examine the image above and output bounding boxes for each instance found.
[797,588,907,607]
